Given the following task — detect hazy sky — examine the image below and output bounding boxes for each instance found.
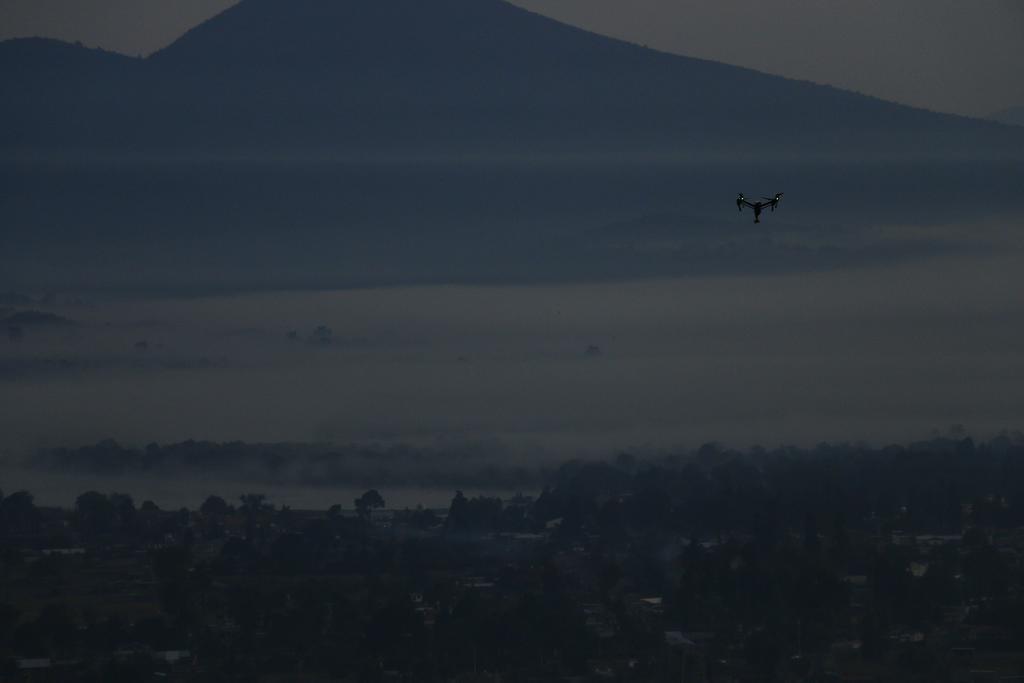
[0,0,1021,117]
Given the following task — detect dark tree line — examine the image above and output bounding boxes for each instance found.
[2,434,1024,681]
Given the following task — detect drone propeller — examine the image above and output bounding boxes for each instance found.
[763,192,784,211]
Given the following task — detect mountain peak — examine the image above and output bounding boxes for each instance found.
[3,0,1022,158]
[151,0,599,68]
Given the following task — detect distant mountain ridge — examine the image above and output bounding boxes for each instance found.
[990,106,1024,127]
[2,0,1022,158]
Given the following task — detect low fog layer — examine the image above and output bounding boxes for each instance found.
[2,222,1023,462]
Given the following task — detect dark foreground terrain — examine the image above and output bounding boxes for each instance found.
[2,434,1024,681]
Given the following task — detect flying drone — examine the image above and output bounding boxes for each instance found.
[736,192,784,223]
